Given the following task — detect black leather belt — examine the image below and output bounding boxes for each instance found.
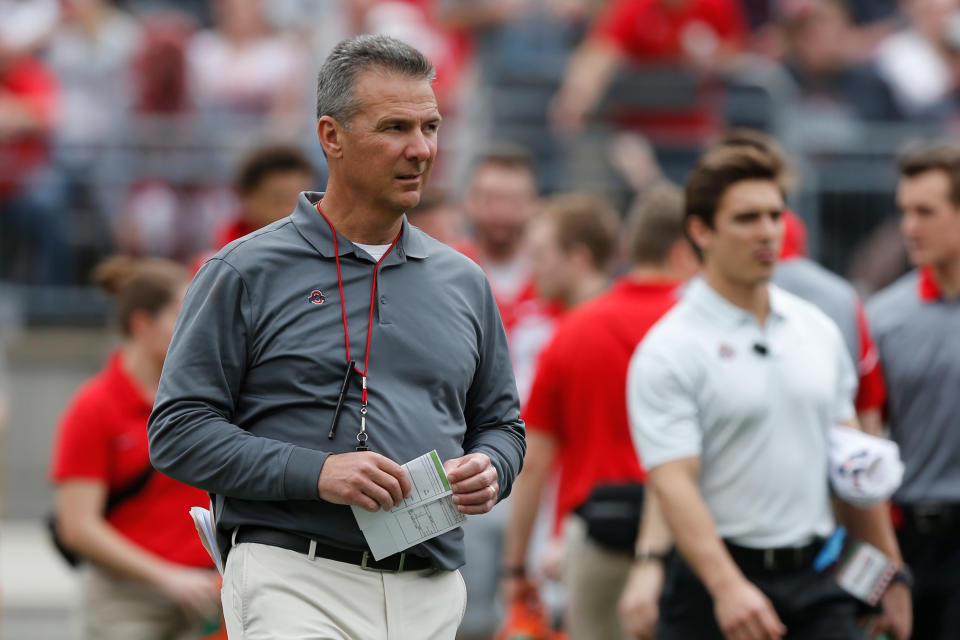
[234,527,433,572]
[898,503,960,535]
[725,539,823,573]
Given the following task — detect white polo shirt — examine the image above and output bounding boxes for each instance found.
[627,279,856,548]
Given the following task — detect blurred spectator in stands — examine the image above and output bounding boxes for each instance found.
[190,144,315,271]
[438,0,595,191]
[0,0,60,53]
[123,0,212,25]
[186,0,304,145]
[406,189,463,246]
[113,11,227,261]
[47,0,141,254]
[550,0,747,136]
[0,22,65,283]
[777,0,903,148]
[363,0,470,115]
[743,0,898,58]
[876,0,959,121]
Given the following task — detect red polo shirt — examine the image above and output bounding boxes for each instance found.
[51,352,212,567]
[524,278,681,532]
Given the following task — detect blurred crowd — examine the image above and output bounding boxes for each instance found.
[3,0,960,289]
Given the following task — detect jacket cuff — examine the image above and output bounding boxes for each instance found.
[283,447,330,500]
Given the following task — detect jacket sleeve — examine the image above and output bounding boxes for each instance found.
[148,258,327,501]
[462,278,526,501]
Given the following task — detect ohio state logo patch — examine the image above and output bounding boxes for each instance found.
[308,289,326,305]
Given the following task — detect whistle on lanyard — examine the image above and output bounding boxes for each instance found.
[327,360,356,439]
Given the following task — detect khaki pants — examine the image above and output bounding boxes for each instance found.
[563,516,633,640]
[83,566,215,640]
[222,542,467,640]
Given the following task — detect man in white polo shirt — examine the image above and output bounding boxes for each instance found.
[625,145,911,639]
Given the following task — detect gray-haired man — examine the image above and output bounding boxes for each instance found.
[148,35,526,639]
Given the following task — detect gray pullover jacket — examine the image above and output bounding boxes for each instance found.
[148,192,526,570]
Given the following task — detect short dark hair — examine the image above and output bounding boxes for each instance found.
[898,143,960,207]
[235,145,314,195]
[537,193,619,271]
[468,143,537,183]
[685,145,785,229]
[315,35,435,124]
[626,182,686,267]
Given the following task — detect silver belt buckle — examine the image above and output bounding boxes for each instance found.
[360,550,405,573]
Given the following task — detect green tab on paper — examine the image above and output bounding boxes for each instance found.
[431,450,451,491]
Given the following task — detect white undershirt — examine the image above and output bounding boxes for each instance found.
[354,242,392,262]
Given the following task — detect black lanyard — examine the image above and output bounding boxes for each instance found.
[317,202,400,451]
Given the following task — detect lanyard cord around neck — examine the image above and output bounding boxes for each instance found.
[317,202,400,448]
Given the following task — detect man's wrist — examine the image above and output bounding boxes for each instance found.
[634,548,671,567]
[889,564,914,590]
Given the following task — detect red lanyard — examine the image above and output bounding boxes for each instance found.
[317,202,400,450]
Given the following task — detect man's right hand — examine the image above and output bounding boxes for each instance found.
[318,452,412,511]
[713,578,786,640]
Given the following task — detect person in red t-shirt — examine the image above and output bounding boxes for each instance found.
[551,0,747,135]
[50,256,221,640]
[503,183,699,640]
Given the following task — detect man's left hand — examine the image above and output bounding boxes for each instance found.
[444,453,499,515]
[867,582,912,640]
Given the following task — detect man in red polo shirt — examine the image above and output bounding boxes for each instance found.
[502,184,698,640]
